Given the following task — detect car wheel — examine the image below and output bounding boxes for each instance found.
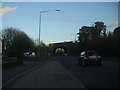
[81,61,86,67]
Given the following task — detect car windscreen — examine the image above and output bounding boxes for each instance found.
[85,51,98,56]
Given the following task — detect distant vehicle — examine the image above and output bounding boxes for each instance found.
[23,52,36,60]
[23,52,31,60]
[77,50,101,66]
[31,52,36,59]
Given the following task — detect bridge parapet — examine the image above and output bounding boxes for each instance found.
[48,41,73,47]
[48,41,74,55]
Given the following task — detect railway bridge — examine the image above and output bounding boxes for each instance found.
[48,41,74,55]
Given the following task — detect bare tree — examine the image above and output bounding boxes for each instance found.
[2,27,34,60]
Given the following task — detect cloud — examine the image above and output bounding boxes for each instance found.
[0,7,17,17]
[107,21,120,28]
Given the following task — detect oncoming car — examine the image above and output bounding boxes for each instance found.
[77,50,101,66]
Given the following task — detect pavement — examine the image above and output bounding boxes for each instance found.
[4,60,85,88]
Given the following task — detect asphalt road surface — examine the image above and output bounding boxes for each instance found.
[57,56,120,88]
[4,56,120,88]
[5,57,85,88]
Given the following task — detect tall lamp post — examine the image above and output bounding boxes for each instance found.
[38,9,60,57]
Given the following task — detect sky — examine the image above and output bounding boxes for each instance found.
[0,1,119,44]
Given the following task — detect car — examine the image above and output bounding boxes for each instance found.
[23,52,36,60]
[23,52,31,60]
[77,50,101,66]
[30,52,36,59]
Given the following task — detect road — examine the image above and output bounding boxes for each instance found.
[57,56,120,88]
[5,57,85,88]
[4,56,120,88]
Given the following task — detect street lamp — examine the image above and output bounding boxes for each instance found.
[38,9,60,57]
